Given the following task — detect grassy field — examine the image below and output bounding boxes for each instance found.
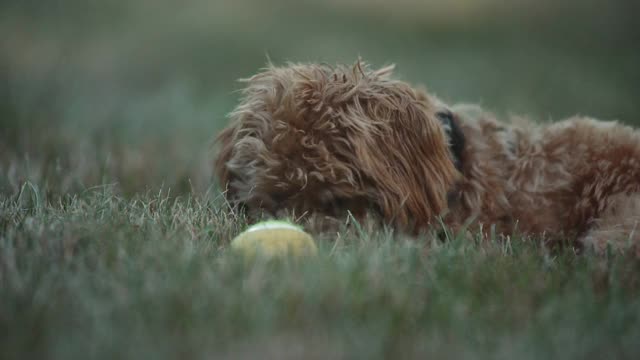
[2,0,640,358]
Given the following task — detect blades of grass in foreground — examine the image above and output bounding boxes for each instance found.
[1,185,639,359]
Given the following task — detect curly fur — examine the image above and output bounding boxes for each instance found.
[215,61,640,254]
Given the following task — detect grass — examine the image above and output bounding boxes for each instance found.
[2,0,640,359]
[1,185,639,359]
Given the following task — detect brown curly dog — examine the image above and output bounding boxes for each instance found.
[215,61,640,253]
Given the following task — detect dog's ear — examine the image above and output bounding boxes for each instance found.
[351,87,460,231]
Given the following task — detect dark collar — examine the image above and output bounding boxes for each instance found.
[437,111,465,171]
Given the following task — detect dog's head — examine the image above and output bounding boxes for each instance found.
[215,62,463,231]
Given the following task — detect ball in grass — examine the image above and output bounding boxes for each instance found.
[231,220,318,259]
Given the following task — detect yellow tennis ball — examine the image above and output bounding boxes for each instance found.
[231,220,317,259]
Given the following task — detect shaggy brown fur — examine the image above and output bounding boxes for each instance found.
[215,61,640,254]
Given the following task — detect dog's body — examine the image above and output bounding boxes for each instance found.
[215,62,640,252]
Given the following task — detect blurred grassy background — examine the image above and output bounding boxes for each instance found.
[1,0,639,196]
